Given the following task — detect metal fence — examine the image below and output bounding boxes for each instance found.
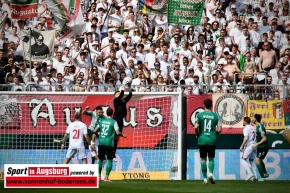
[234,84,289,100]
[0,83,288,99]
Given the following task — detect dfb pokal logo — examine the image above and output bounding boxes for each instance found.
[214,94,245,125]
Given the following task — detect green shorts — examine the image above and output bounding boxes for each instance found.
[257,147,269,159]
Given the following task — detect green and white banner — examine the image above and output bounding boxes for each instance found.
[168,0,205,25]
[0,13,8,35]
[10,0,38,19]
[46,0,85,39]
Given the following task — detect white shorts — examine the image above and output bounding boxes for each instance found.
[89,145,98,157]
[66,148,86,159]
[242,145,257,160]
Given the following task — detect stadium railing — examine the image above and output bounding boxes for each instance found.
[232,84,288,100]
[0,83,26,91]
[1,82,288,99]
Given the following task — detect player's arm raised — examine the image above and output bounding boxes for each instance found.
[124,89,133,102]
[82,106,90,115]
[116,88,125,100]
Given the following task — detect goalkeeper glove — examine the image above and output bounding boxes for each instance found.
[119,86,124,91]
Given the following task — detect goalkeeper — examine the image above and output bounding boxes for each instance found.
[82,105,106,164]
[112,82,132,160]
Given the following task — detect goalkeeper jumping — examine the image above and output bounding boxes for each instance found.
[113,82,132,161]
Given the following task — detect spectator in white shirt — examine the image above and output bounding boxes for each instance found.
[230,19,242,45]
[206,0,221,21]
[124,11,137,37]
[144,43,157,70]
[237,26,253,53]
[250,22,262,48]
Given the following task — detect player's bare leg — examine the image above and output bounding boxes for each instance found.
[201,158,208,184]
[82,158,87,164]
[63,158,70,164]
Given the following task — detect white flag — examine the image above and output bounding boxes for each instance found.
[22,29,55,62]
[46,0,85,40]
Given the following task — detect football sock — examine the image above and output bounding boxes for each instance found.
[257,163,265,178]
[201,160,207,179]
[105,160,113,178]
[208,158,214,174]
[260,161,267,174]
[92,157,96,164]
[241,159,253,175]
[250,161,257,177]
[98,159,103,177]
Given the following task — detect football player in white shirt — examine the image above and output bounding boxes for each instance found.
[240,117,258,181]
[61,112,90,164]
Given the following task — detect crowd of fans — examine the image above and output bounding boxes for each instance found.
[0,0,290,98]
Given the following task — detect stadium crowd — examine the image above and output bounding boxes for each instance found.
[0,0,290,99]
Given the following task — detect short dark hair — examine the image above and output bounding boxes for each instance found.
[244,117,251,124]
[95,106,103,111]
[75,111,81,119]
[254,114,262,122]
[107,107,114,116]
[204,99,213,109]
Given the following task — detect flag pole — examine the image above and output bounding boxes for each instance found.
[86,35,94,69]
[29,28,32,84]
[100,2,114,32]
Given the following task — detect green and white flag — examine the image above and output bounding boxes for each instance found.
[46,0,85,40]
[11,0,38,19]
[0,12,8,35]
[168,0,205,25]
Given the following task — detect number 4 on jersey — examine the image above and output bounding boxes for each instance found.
[204,119,212,135]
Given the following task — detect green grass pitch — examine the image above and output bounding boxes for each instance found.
[1,180,290,193]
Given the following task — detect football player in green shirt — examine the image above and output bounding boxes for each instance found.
[92,107,126,182]
[194,99,222,184]
[252,114,269,181]
[82,105,106,164]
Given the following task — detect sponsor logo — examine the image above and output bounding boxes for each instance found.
[273,102,284,119]
[4,164,98,188]
[109,171,170,180]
